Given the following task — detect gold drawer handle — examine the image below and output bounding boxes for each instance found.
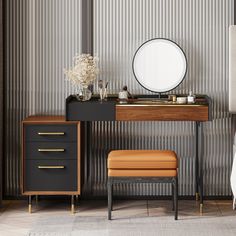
[38,132,65,136]
[38,148,65,152]
[38,166,65,169]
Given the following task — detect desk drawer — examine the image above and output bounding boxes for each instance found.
[25,124,77,142]
[24,160,77,191]
[25,142,77,160]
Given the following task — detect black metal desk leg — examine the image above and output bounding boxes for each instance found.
[82,121,92,196]
[195,122,199,201]
[87,121,93,196]
[196,122,204,212]
[198,122,204,213]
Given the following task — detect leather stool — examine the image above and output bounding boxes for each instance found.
[107,150,178,220]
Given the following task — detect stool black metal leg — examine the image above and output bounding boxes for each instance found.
[111,183,113,211]
[108,179,112,220]
[174,177,178,220]
[172,182,175,211]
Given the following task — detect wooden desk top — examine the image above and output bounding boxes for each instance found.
[66,95,211,122]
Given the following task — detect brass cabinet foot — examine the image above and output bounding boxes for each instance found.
[71,204,75,214]
[28,196,32,213]
[195,192,199,201]
[200,203,203,214]
[28,204,32,213]
[71,195,75,214]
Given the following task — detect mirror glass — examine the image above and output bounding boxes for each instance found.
[133,38,187,93]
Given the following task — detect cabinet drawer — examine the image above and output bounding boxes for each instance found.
[25,124,77,142]
[24,160,77,191]
[25,142,77,160]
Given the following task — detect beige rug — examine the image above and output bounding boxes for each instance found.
[27,215,236,236]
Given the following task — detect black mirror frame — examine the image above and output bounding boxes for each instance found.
[132,38,188,94]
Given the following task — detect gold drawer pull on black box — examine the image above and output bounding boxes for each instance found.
[38,132,65,136]
[38,166,65,169]
[38,148,65,152]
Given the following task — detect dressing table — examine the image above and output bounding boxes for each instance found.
[66,94,211,212]
[21,38,211,213]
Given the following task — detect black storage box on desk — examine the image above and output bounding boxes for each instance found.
[66,95,116,121]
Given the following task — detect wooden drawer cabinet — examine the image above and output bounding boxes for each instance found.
[22,116,80,213]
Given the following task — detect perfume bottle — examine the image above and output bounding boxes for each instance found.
[118,86,130,103]
[187,91,195,103]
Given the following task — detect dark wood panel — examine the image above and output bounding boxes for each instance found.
[116,105,209,121]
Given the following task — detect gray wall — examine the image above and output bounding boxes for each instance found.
[4,0,235,197]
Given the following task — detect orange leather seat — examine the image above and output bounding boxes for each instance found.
[108,150,178,177]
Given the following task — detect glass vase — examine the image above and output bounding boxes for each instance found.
[75,86,92,101]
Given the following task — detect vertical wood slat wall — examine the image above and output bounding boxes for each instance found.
[4,0,235,197]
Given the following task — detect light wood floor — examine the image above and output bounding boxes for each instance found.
[0,199,236,236]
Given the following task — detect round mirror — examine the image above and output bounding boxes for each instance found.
[132,38,187,93]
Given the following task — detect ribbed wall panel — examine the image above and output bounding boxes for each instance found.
[5,0,82,196]
[93,0,234,196]
[5,0,235,197]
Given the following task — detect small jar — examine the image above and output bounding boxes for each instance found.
[187,91,195,103]
[168,95,177,102]
[118,91,128,103]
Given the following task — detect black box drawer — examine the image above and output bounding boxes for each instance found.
[24,160,77,191]
[25,124,77,142]
[25,142,77,160]
[66,96,116,121]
